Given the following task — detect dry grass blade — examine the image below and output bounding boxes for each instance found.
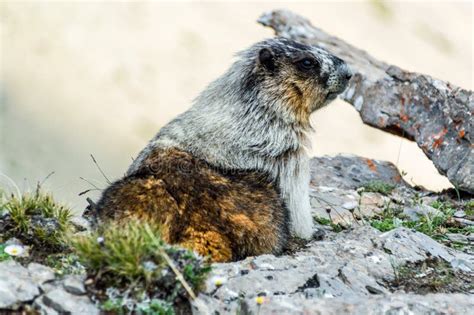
[143,224,197,300]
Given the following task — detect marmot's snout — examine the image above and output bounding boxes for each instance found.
[325,55,352,101]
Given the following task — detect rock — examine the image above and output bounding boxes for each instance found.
[4,237,24,246]
[402,204,438,221]
[445,233,471,244]
[310,186,359,226]
[28,263,55,286]
[259,9,474,193]
[454,217,474,226]
[227,293,474,315]
[309,155,407,190]
[0,260,97,313]
[63,275,86,295]
[70,216,91,231]
[454,210,467,218]
[380,228,473,272]
[0,260,40,308]
[34,298,59,315]
[42,288,99,315]
[194,226,474,314]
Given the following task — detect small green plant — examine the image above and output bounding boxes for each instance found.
[72,220,211,313]
[0,244,10,262]
[314,216,344,232]
[44,253,85,275]
[101,298,125,313]
[370,200,474,251]
[314,217,331,226]
[0,186,73,258]
[463,200,474,216]
[137,299,174,315]
[361,181,396,195]
[369,203,404,232]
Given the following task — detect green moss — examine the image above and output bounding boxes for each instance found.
[314,216,344,232]
[314,217,331,226]
[361,181,396,195]
[370,217,397,232]
[72,220,211,313]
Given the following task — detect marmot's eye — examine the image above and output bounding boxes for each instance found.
[298,58,317,70]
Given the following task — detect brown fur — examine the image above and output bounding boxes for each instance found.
[275,66,327,127]
[96,147,289,262]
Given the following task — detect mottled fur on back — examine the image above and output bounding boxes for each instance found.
[97,147,289,262]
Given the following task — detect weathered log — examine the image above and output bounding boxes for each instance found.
[258,10,473,194]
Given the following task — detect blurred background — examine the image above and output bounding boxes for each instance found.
[0,1,472,213]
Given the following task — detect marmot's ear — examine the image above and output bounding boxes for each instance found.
[258,48,275,72]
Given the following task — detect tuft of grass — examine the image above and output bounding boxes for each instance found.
[370,201,474,251]
[369,203,404,232]
[361,181,396,195]
[72,220,211,313]
[0,187,73,256]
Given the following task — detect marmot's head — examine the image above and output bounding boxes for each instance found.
[232,37,352,126]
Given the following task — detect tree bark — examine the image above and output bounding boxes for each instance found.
[258,10,473,193]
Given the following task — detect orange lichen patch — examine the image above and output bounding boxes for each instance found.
[393,174,402,183]
[432,127,448,149]
[365,158,377,172]
[400,113,409,122]
[458,129,465,139]
[399,96,410,122]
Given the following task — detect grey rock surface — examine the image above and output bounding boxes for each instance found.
[63,275,87,295]
[193,226,474,314]
[229,293,474,315]
[310,154,407,190]
[28,263,55,287]
[0,260,96,313]
[0,260,40,308]
[42,287,99,315]
[259,9,474,193]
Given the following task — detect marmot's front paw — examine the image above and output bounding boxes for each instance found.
[292,218,314,239]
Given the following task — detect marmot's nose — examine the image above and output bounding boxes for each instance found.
[339,66,352,85]
[344,70,352,81]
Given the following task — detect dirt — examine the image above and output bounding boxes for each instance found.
[387,257,473,294]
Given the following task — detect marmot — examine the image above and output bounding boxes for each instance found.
[95,37,351,262]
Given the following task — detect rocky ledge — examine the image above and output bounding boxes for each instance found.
[1,155,473,314]
[195,226,473,314]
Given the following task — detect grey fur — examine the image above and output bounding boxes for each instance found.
[128,37,351,239]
